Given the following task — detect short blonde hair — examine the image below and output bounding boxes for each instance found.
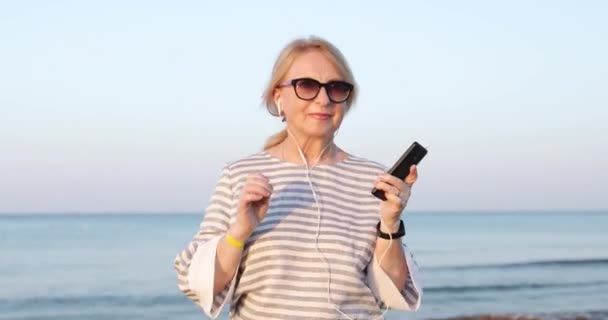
[262,36,358,150]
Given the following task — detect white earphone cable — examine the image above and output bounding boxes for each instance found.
[285,128,391,320]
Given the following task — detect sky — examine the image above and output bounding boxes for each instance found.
[1,1,606,213]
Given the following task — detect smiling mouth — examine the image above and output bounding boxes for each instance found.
[309,113,332,120]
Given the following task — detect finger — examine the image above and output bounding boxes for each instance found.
[251,174,273,191]
[379,173,407,190]
[247,179,273,195]
[377,175,408,192]
[378,174,405,188]
[247,173,270,190]
[384,192,406,210]
[405,165,418,186]
[374,180,401,197]
[243,193,264,203]
[249,172,269,182]
[244,184,271,198]
[376,179,411,202]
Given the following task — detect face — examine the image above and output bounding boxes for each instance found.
[274,50,351,140]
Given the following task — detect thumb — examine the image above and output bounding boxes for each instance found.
[405,165,418,186]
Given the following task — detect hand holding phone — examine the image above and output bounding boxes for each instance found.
[372,141,428,201]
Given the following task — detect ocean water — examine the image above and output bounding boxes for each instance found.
[0,212,606,320]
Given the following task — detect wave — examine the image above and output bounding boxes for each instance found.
[0,294,187,309]
[426,280,608,294]
[428,258,608,271]
[4,281,608,307]
[431,310,608,320]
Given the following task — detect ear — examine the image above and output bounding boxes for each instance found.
[273,90,282,113]
[277,98,283,114]
[273,89,286,122]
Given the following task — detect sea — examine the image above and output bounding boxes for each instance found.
[1,211,607,320]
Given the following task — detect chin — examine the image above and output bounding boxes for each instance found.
[305,128,336,139]
[295,121,339,138]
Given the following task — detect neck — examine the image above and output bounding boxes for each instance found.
[281,129,336,166]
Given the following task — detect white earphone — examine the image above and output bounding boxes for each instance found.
[284,129,390,320]
[276,99,283,116]
[277,99,286,122]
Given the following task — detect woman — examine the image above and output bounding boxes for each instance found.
[174,36,423,320]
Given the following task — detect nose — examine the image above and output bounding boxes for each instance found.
[314,86,331,105]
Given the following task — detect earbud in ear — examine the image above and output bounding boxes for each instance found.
[277,99,283,116]
[276,99,286,122]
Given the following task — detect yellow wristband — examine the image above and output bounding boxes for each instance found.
[226,233,244,248]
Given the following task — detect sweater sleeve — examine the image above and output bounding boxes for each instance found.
[366,242,423,311]
[173,165,237,319]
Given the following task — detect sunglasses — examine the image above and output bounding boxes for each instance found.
[277,77,354,104]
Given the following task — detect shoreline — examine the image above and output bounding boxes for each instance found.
[432,310,608,320]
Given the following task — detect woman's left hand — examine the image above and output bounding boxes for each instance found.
[374,165,418,229]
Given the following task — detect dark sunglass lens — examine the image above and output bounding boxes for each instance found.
[295,79,320,99]
[327,82,352,102]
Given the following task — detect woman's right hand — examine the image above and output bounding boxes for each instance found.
[230,173,273,242]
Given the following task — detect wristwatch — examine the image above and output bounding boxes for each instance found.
[376,220,405,240]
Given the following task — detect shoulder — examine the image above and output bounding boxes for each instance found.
[218,151,280,178]
[340,153,388,174]
[224,151,269,169]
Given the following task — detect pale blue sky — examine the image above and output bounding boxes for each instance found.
[1,1,606,213]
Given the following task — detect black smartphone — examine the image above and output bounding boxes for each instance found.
[371,141,428,201]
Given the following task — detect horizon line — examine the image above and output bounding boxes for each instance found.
[0,208,606,216]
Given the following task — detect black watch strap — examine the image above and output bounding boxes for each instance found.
[376,220,405,240]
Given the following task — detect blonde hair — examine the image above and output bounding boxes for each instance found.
[262,36,358,150]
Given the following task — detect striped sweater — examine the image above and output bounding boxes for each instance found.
[174,151,423,319]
